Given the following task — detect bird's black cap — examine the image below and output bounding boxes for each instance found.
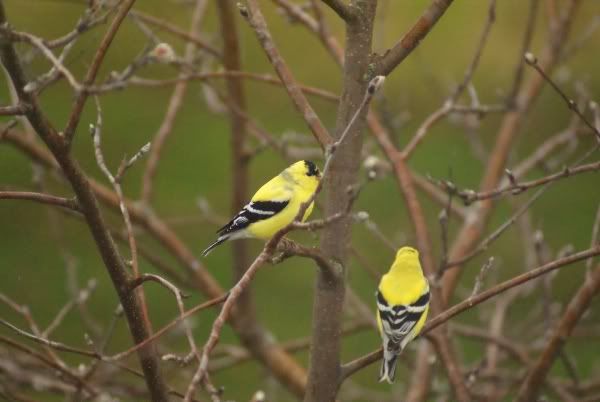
[304,160,320,177]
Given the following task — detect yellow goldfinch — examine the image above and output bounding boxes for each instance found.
[202,160,321,256]
[376,246,430,383]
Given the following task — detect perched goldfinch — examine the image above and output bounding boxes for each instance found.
[376,246,430,383]
[202,160,321,256]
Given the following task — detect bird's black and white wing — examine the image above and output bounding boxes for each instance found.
[216,200,289,235]
[377,290,430,345]
[377,289,430,383]
[201,200,289,256]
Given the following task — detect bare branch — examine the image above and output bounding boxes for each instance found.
[43,279,97,337]
[130,274,199,365]
[0,318,99,360]
[240,0,333,149]
[184,247,273,402]
[524,51,600,141]
[0,26,83,91]
[0,104,28,115]
[444,185,549,271]
[375,0,455,76]
[0,335,96,395]
[130,10,221,58]
[587,204,600,271]
[470,257,495,297]
[506,0,540,103]
[0,190,80,212]
[108,294,227,362]
[121,71,339,101]
[450,160,600,204]
[320,0,355,22]
[403,102,452,159]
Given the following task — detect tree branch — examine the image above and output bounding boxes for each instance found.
[320,0,355,22]
[448,159,600,205]
[0,104,27,115]
[375,0,455,76]
[130,10,221,59]
[0,190,80,212]
[240,0,333,149]
[524,51,600,140]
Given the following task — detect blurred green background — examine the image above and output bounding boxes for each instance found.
[1,1,600,401]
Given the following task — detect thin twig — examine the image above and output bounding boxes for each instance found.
[443,184,549,271]
[42,279,97,337]
[108,294,227,362]
[0,318,99,359]
[0,26,83,91]
[184,248,275,402]
[0,335,96,395]
[320,0,356,22]
[471,257,495,297]
[375,0,455,76]
[586,204,600,272]
[524,52,600,141]
[0,191,80,212]
[130,274,199,365]
[506,0,540,103]
[0,104,28,115]
[447,160,600,204]
[403,0,496,159]
[130,10,221,58]
[127,71,338,101]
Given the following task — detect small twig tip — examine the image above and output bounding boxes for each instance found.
[524,52,537,65]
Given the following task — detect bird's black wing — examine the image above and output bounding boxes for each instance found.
[216,200,289,236]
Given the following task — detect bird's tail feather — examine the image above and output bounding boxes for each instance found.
[379,349,398,384]
[202,236,227,257]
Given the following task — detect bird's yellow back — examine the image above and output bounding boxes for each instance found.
[252,174,294,203]
[379,247,428,306]
[251,161,319,203]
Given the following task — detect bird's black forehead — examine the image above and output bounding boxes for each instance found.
[304,160,320,176]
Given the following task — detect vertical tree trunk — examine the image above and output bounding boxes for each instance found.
[304,3,378,401]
